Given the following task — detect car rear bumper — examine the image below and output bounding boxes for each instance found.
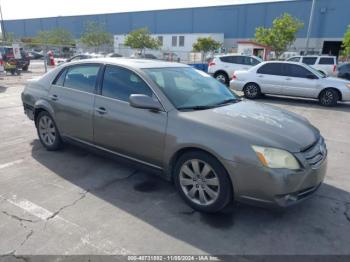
[222,147,327,208]
[229,79,245,91]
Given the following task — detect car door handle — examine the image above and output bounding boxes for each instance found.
[257,75,264,78]
[285,77,292,80]
[49,94,58,101]
[96,107,107,114]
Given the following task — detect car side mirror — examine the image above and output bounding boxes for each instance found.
[306,74,317,80]
[129,94,162,111]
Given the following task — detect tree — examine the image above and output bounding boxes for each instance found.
[33,28,75,46]
[342,25,350,58]
[80,21,113,51]
[255,13,303,59]
[192,37,221,62]
[124,28,160,54]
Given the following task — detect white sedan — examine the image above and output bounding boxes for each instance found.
[230,61,350,106]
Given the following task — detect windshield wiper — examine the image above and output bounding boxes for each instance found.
[177,105,216,111]
[213,98,241,106]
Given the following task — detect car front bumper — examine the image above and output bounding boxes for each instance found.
[222,139,328,208]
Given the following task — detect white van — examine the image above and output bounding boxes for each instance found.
[287,56,337,76]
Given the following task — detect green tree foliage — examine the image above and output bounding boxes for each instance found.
[192,37,221,53]
[33,28,75,46]
[255,13,304,59]
[124,28,160,53]
[80,21,113,50]
[342,25,350,58]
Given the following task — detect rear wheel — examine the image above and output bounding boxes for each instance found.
[36,111,62,151]
[243,83,261,99]
[174,151,232,212]
[214,72,229,86]
[22,65,29,71]
[319,89,339,107]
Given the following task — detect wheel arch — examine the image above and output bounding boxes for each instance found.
[33,100,55,126]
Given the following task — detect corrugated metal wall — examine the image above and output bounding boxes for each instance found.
[3,0,350,39]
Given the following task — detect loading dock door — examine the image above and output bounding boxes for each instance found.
[322,41,342,57]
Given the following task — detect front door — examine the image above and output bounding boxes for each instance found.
[93,65,167,167]
[48,64,101,142]
[281,64,320,98]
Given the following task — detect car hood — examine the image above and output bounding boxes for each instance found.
[184,100,320,152]
[322,76,350,85]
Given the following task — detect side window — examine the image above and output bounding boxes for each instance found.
[52,68,67,86]
[220,56,231,63]
[257,63,283,75]
[102,66,153,102]
[284,64,312,78]
[302,57,317,65]
[288,57,300,62]
[243,56,259,66]
[63,65,100,93]
[319,58,335,65]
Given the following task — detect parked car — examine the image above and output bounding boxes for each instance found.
[287,55,337,76]
[0,46,30,71]
[230,61,350,106]
[27,51,44,60]
[208,54,262,85]
[107,53,123,58]
[131,53,158,59]
[22,58,327,212]
[337,63,350,80]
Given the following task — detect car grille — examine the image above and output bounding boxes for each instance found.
[302,137,327,169]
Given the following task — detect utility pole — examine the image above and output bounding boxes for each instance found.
[0,1,6,42]
[305,0,316,55]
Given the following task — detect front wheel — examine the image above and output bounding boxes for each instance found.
[36,111,63,151]
[319,89,339,107]
[214,72,229,86]
[174,151,233,212]
[243,83,261,99]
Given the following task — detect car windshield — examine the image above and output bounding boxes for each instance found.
[303,64,326,78]
[143,67,239,110]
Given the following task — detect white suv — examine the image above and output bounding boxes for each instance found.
[287,56,337,76]
[208,54,262,85]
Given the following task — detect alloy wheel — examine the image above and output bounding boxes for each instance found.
[38,116,56,146]
[179,159,220,206]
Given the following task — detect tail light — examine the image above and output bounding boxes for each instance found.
[333,65,337,72]
[0,60,3,66]
[208,61,216,67]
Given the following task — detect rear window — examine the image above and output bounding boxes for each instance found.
[319,57,335,65]
[220,56,243,64]
[302,57,317,65]
[257,63,283,75]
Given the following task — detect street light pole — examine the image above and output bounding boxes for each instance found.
[305,0,316,55]
[0,1,6,42]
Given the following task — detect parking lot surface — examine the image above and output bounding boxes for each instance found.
[1,63,350,256]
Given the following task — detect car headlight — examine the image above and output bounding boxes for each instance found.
[346,83,350,89]
[252,145,300,170]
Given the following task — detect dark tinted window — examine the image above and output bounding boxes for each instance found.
[243,56,260,66]
[284,64,312,78]
[302,57,317,65]
[288,57,300,62]
[63,65,100,93]
[257,63,283,75]
[339,64,350,72]
[319,57,335,65]
[179,36,185,47]
[53,69,67,86]
[102,66,153,101]
[220,56,244,64]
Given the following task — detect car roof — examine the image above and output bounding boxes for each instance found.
[67,58,189,69]
[215,53,252,57]
[260,61,306,66]
[290,55,336,58]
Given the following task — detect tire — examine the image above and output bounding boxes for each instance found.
[214,72,229,86]
[243,83,261,99]
[36,111,63,151]
[22,65,29,71]
[319,89,339,107]
[174,151,233,213]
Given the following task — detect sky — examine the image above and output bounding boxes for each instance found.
[0,0,285,20]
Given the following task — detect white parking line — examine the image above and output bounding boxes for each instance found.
[0,159,24,170]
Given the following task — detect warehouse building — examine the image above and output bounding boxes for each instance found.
[2,0,350,56]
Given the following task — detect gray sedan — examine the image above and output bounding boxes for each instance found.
[230,61,350,106]
[22,58,327,212]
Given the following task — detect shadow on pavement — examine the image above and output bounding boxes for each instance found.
[30,139,350,254]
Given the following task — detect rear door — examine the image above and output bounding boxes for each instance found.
[281,64,320,98]
[255,63,285,94]
[49,63,101,142]
[93,65,167,167]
